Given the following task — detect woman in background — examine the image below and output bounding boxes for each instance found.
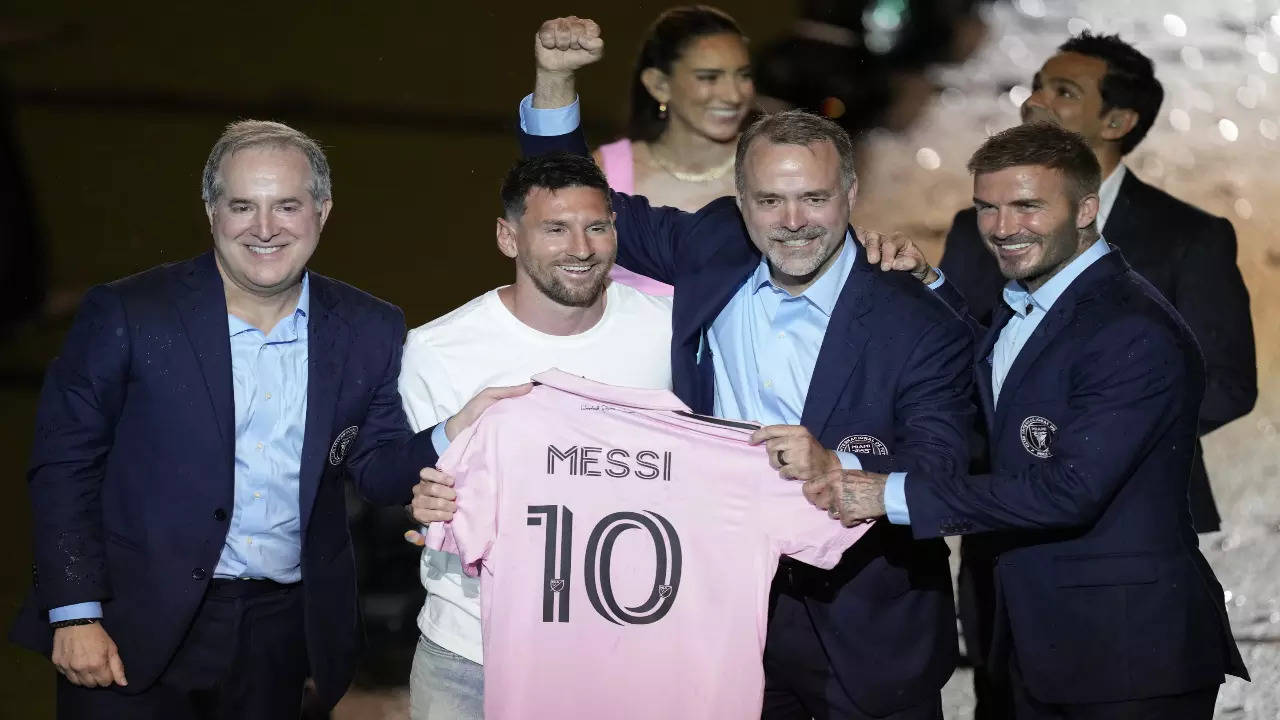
[597,6,755,294]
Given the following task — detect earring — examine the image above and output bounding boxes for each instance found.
[658,102,668,119]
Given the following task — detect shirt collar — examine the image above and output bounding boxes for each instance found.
[1096,163,1126,231]
[228,272,310,337]
[1002,237,1110,318]
[751,231,856,318]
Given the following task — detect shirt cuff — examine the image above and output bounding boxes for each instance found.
[519,93,581,136]
[884,472,911,525]
[927,268,947,291]
[431,421,451,457]
[50,602,103,623]
[835,451,862,470]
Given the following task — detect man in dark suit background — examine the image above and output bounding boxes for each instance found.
[940,32,1256,533]
[817,122,1248,719]
[9,120,517,719]
[509,17,975,719]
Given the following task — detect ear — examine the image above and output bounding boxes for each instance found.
[496,217,519,259]
[845,176,860,213]
[640,67,670,105]
[1099,107,1139,143]
[317,199,333,229]
[1075,192,1100,230]
[205,203,215,226]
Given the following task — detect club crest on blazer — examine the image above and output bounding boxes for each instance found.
[329,425,359,466]
[1019,416,1058,459]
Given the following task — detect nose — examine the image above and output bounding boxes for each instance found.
[565,227,592,259]
[252,207,279,241]
[783,201,805,231]
[994,207,1019,239]
[719,76,745,106]
[1021,88,1047,120]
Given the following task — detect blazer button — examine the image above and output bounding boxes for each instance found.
[192,568,207,581]
[213,508,228,521]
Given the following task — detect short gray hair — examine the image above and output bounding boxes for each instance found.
[735,110,857,195]
[201,119,332,205]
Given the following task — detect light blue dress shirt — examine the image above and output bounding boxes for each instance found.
[884,237,1111,525]
[50,275,312,623]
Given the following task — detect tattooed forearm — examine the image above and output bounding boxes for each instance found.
[837,471,886,522]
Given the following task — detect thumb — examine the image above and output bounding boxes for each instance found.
[108,647,127,686]
[490,383,534,399]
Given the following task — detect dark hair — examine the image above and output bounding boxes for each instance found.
[1058,32,1163,155]
[500,153,611,220]
[967,122,1101,204]
[627,5,746,142]
[735,110,856,195]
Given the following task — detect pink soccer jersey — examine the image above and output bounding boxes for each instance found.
[426,369,872,719]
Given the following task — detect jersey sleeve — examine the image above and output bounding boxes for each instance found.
[423,414,501,575]
[755,462,871,569]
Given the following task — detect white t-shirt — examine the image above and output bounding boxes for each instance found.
[399,282,673,663]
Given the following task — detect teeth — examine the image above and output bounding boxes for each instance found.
[1001,242,1032,251]
[780,239,810,247]
[249,246,281,255]
[557,265,591,272]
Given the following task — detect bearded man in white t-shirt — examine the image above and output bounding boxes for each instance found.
[397,152,673,720]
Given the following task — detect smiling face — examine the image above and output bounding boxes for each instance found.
[657,32,754,143]
[973,164,1097,292]
[498,185,617,307]
[206,145,329,299]
[737,138,856,293]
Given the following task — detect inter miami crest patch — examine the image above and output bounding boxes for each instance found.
[836,434,889,456]
[329,426,359,466]
[1019,416,1057,458]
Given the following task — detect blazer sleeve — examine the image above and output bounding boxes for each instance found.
[904,318,1189,537]
[27,286,130,609]
[344,306,439,507]
[1174,216,1257,433]
[855,314,975,481]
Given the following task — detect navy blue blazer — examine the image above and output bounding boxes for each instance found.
[523,129,976,714]
[911,251,1248,704]
[939,170,1257,531]
[10,252,438,708]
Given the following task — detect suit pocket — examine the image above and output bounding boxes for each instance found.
[1053,552,1158,587]
[104,530,145,553]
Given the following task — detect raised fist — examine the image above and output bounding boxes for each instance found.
[535,16,604,74]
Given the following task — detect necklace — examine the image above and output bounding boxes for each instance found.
[647,145,736,183]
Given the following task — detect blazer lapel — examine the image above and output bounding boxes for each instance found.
[172,252,235,464]
[801,257,872,431]
[298,273,351,535]
[976,303,1012,433]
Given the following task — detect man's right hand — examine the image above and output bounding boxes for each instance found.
[533,16,603,109]
[407,467,458,531]
[444,383,533,442]
[52,623,127,687]
[535,16,603,74]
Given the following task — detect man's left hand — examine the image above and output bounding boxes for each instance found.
[803,469,889,526]
[749,425,840,483]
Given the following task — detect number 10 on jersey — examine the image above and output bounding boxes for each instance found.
[527,505,683,625]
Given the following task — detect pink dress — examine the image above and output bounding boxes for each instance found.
[597,139,676,296]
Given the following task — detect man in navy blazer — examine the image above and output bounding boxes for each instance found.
[9,120,513,719]
[817,123,1248,719]
[509,18,975,719]
[939,32,1256,534]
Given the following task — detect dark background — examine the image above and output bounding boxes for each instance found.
[0,2,805,716]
